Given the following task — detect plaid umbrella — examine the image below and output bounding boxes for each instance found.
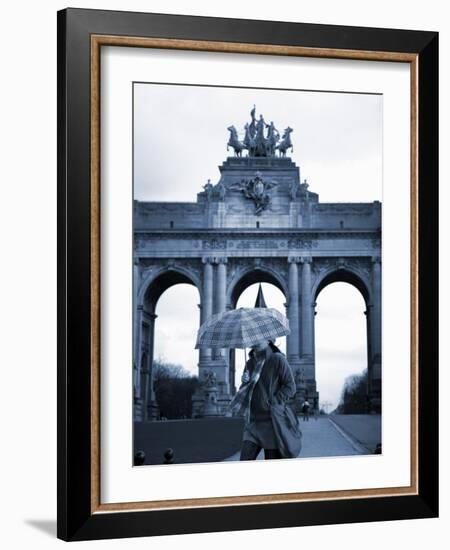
[195,307,290,349]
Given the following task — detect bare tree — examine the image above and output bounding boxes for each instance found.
[153,360,199,419]
[335,369,369,414]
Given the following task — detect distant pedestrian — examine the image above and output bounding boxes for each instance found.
[302,400,311,421]
[313,399,319,420]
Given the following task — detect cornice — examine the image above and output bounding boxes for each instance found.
[134,228,381,240]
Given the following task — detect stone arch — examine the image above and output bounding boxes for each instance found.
[313,266,372,413]
[227,264,288,308]
[135,263,202,421]
[226,266,288,395]
[138,351,148,398]
[313,265,371,306]
[138,264,202,310]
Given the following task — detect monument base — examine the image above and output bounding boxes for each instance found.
[133,396,144,422]
[147,400,160,421]
[370,364,382,413]
[192,387,232,418]
[192,357,232,417]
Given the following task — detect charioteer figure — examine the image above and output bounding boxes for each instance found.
[226,107,293,158]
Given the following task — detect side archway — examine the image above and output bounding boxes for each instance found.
[134,264,201,421]
[315,282,368,413]
[312,266,375,414]
[137,264,202,310]
[313,267,371,306]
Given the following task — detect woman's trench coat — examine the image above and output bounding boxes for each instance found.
[240,346,296,449]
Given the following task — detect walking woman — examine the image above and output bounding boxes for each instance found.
[232,339,297,460]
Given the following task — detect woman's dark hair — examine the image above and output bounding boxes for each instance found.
[248,340,282,358]
[268,340,282,354]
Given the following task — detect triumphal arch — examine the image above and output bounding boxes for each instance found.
[133,109,382,420]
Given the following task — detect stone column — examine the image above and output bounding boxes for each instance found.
[194,256,231,417]
[287,257,301,364]
[364,307,372,404]
[370,256,382,411]
[142,312,158,421]
[133,260,141,368]
[301,257,314,359]
[148,313,157,404]
[194,257,216,417]
[214,257,227,360]
[300,257,317,406]
[215,257,227,314]
[134,305,143,401]
[200,257,214,361]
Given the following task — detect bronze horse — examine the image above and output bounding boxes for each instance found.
[276,127,294,157]
[227,125,247,157]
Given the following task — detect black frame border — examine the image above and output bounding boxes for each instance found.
[57,8,438,541]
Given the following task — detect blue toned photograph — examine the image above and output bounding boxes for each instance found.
[132,83,382,466]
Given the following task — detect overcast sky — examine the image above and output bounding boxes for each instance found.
[134,83,382,203]
[135,82,382,410]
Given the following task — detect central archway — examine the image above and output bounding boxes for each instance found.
[228,265,287,309]
[228,269,288,394]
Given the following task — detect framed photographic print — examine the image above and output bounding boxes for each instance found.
[57,8,438,541]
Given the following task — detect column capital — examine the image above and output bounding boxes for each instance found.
[300,256,312,265]
[202,256,215,265]
[371,255,381,265]
[288,256,301,264]
[215,257,228,265]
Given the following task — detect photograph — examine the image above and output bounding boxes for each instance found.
[132,83,383,466]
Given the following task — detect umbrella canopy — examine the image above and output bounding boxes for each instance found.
[195,307,290,349]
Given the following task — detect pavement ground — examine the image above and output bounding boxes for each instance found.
[224,416,369,461]
[329,414,381,453]
[134,415,375,465]
[134,417,244,465]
